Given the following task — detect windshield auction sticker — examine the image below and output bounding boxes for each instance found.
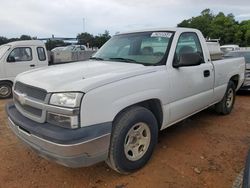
[151,32,172,38]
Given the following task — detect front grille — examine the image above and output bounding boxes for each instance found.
[14,98,43,117]
[14,82,47,101]
[13,81,48,122]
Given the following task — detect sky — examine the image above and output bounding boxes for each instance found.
[0,0,250,38]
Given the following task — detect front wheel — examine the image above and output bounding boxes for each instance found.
[0,82,13,99]
[215,81,236,115]
[106,106,158,174]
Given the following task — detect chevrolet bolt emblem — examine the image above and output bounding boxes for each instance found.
[18,93,27,105]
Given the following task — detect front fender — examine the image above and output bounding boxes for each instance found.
[79,69,171,127]
[80,87,163,127]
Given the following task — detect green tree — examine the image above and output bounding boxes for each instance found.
[77,32,94,47]
[0,36,8,45]
[240,20,250,46]
[45,40,66,51]
[77,31,111,48]
[178,9,250,46]
[93,30,111,48]
[20,35,32,40]
[209,12,239,44]
[7,38,20,43]
[178,9,214,38]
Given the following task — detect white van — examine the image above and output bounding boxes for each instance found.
[0,40,48,98]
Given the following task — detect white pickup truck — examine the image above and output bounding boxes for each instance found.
[0,40,48,98]
[6,28,245,174]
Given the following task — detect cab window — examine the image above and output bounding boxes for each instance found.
[37,47,46,61]
[7,47,32,62]
[175,32,204,63]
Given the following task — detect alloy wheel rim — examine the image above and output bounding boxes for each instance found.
[226,88,234,108]
[0,86,10,97]
[124,122,151,161]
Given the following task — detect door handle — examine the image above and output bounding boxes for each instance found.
[30,64,35,67]
[204,70,210,77]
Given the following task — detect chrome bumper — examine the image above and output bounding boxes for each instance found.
[7,117,111,168]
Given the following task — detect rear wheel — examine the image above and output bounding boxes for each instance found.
[215,81,236,115]
[0,82,12,99]
[106,106,158,174]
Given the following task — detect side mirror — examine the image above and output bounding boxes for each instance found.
[173,53,203,68]
[7,56,16,63]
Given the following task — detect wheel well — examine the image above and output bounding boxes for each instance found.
[0,80,13,85]
[114,99,163,130]
[230,75,239,88]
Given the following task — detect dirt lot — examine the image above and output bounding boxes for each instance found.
[1,93,250,188]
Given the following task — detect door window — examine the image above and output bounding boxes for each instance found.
[175,32,204,63]
[7,47,32,62]
[37,47,46,61]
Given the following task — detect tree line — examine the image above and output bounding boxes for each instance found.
[0,31,111,51]
[178,9,250,46]
[44,31,111,50]
[0,35,35,45]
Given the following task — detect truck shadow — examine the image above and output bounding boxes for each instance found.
[158,106,216,141]
[237,90,250,96]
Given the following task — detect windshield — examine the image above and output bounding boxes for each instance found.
[0,45,10,60]
[92,31,174,65]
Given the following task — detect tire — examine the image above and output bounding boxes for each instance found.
[0,81,13,99]
[106,106,158,174]
[215,81,236,115]
[232,169,243,188]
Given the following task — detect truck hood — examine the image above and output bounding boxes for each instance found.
[16,60,159,92]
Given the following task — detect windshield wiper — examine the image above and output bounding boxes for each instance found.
[109,57,139,63]
[109,57,148,66]
[89,57,104,61]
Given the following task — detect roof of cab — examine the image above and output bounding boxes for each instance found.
[7,40,45,47]
[118,27,200,35]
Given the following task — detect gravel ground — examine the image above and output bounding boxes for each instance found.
[0,93,250,188]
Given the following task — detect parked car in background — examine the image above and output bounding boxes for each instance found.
[221,44,240,54]
[224,50,250,91]
[0,40,48,98]
[6,28,245,174]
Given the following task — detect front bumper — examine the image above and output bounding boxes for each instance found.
[6,102,112,168]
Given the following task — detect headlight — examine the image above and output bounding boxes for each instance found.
[49,92,83,108]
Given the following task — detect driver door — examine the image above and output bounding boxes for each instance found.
[4,47,35,79]
[169,32,214,123]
